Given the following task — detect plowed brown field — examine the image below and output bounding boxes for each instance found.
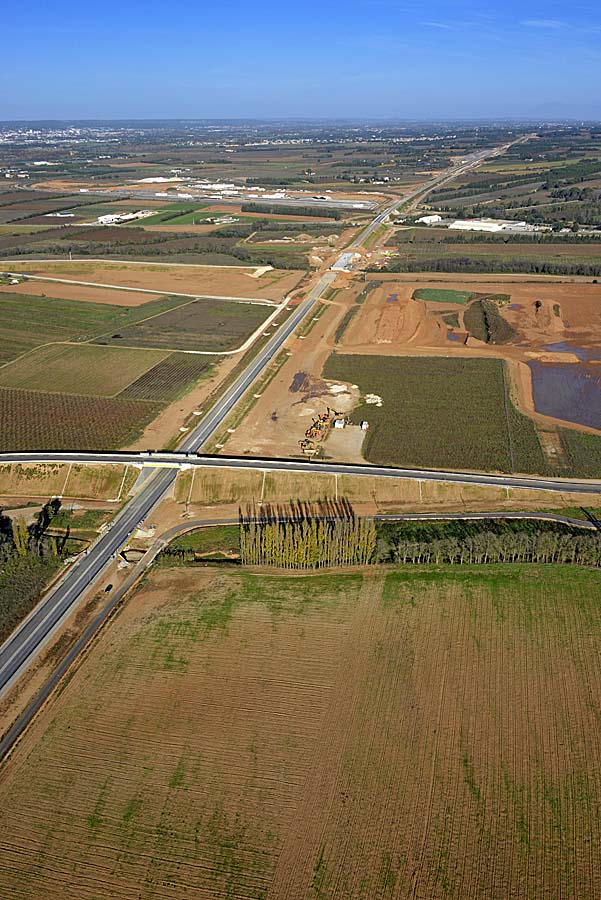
[0,280,163,306]
[1,565,600,899]
[6,261,304,300]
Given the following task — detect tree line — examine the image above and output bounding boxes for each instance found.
[239,506,377,569]
[380,530,601,567]
[370,257,601,277]
[0,499,69,642]
[241,203,342,220]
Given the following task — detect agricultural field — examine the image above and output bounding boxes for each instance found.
[323,354,549,474]
[6,261,304,301]
[0,212,312,268]
[423,129,601,227]
[118,353,217,402]
[0,346,217,449]
[381,228,601,276]
[0,344,167,395]
[0,280,278,448]
[0,278,164,306]
[1,564,601,898]
[0,192,94,226]
[412,287,474,304]
[0,388,161,451]
[0,290,188,364]
[99,297,274,353]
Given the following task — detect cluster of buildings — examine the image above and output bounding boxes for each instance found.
[92,210,154,226]
[416,214,537,233]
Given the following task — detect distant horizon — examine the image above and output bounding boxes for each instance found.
[1,117,600,125]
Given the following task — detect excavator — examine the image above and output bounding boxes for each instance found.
[301,407,341,451]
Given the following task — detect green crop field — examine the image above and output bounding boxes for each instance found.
[0,291,256,448]
[323,354,550,474]
[1,564,601,899]
[0,344,168,396]
[412,287,474,304]
[163,210,226,226]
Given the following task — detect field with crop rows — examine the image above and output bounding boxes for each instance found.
[118,352,217,402]
[323,354,548,474]
[99,297,273,352]
[0,287,263,447]
[1,565,601,899]
[0,388,159,451]
[0,344,168,395]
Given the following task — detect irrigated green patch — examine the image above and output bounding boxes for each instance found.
[413,288,473,304]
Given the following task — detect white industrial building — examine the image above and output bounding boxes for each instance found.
[95,210,154,226]
[449,218,528,233]
[417,214,443,225]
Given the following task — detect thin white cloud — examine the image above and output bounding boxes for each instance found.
[521,18,567,28]
[421,21,457,30]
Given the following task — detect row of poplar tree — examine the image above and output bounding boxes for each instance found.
[389,530,601,566]
[239,515,377,569]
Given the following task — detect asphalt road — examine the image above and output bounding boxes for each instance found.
[2,450,601,496]
[0,143,523,703]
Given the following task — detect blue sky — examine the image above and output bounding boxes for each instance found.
[2,0,600,120]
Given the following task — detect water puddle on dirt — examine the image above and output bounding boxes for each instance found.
[509,303,522,310]
[542,341,601,362]
[290,372,308,393]
[528,361,601,430]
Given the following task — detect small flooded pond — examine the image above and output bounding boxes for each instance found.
[542,341,601,362]
[528,361,601,431]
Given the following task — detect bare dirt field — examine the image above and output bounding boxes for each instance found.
[1,564,600,899]
[5,261,304,300]
[343,278,601,358]
[0,463,134,502]
[169,466,598,517]
[0,279,164,307]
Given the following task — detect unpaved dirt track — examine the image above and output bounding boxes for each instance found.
[1,566,601,899]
